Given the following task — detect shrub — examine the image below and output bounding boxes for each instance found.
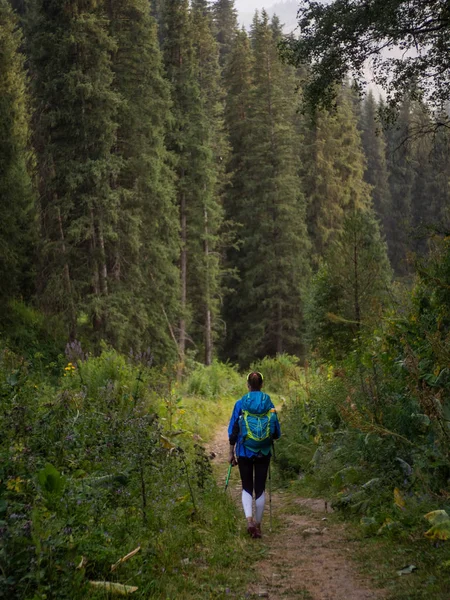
[0,348,248,599]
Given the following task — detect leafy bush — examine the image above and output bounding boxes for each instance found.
[250,353,303,396]
[0,347,251,599]
[185,359,242,399]
[277,234,450,531]
[0,300,66,363]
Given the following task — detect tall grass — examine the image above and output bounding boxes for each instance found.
[0,346,257,599]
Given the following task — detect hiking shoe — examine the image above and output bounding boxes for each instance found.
[247,520,257,538]
[253,523,262,539]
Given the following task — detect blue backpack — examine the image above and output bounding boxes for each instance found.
[239,392,278,454]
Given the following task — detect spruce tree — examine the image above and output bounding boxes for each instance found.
[29,0,119,341]
[408,104,437,257]
[360,91,392,239]
[223,28,254,219]
[385,97,414,276]
[107,0,179,358]
[211,0,237,68]
[221,28,254,362]
[301,85,372,265]
[306,209,392,360]
[191,0,228,364]
[161,0,219,366]
[0,0,35,310]
[427,115,450,231]
[224,13,310,364]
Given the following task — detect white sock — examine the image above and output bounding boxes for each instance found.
[242,490,253,519]
[255,492,265,524]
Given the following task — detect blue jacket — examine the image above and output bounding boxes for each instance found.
[228,391,281,458]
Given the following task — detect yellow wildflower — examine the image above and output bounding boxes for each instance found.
[6,477,25,493]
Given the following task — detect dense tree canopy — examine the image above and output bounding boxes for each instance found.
[0,1,35,308]
[281,0,450,116]
[2,0,450,366]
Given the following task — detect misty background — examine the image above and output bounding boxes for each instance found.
[235,0,385,96]
[235,0,299,32]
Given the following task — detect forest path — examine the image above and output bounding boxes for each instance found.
[207,424,385,600]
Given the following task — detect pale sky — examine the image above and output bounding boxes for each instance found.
[235,0,275,11]
[235,0,300,33]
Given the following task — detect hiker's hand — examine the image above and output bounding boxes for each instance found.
[229,448,237,466]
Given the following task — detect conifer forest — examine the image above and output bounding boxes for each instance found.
[2,0,450,598]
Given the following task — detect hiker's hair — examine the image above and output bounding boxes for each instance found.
[247,371,263,391]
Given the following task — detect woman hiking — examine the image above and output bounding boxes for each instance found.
[228,371,281,538]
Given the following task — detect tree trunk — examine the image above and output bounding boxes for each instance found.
[90,208,101,296]
[57,205,77,339]
[204,205,212,366]
[97,221,108,296]
[90,209,108,331]
[276,300,283,354]
[179,190,187,376]
[353,230,361,331]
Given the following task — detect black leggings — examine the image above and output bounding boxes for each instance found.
[238,455,270,499]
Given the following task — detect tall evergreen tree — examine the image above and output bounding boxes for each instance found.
[408,103,438,257]
[427,116,450,231]
[385,97,414,275]
[161,0,219,367]
[29,0,119,341]
[221,28,254,362]
[306,209,392,360]
[211,0,237,68]
[191,0,228,364]
[107,0,179,358]
[224,13,310,364]
[223,28,254,219]
[149,0,165,46]
[0,0,35,310]
[360,91,391,239]
[191,0,208,16]
[301,85,372,265]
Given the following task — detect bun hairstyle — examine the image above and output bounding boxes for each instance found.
[247,371,263,391]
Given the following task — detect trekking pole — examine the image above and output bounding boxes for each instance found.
[224,463,232,491]
[268,461,272,532]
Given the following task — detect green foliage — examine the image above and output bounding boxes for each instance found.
[0,300,65,362]
[29,0,121,340]
[301,85,372,265]
[360,91,391,241]
[250,354,302,396]
[384,97,415,275]
[212,0,237,67]
[0,348,252,599]
[26,0,180,358]
[37,463,65,499]
[280,0,450,117]
[105,0,179,358]
[162,0,227,366]
[0,0,35,309]
[306,209,392,359]
[185,359,242,399]
[3,0,449,374]
[223,13,310,365]
[279,234,450,543]
[189,1,228,364]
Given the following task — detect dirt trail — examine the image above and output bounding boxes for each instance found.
[208,425,384,600]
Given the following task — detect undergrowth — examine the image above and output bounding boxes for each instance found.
[275,236,450,598]
[0,346,254,599]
